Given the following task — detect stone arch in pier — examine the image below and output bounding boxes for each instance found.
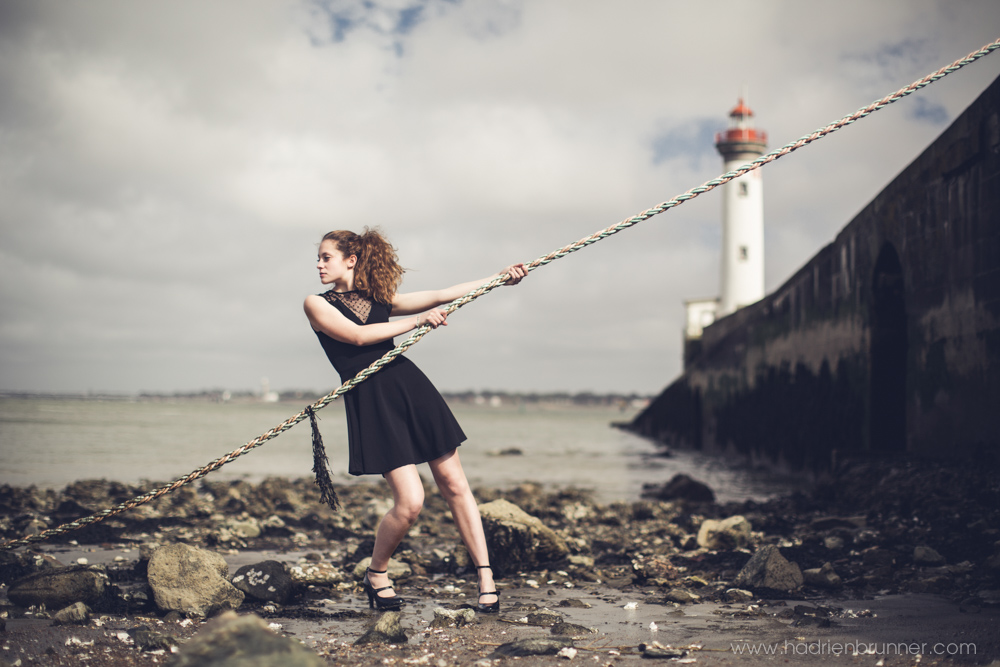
[869,241,907,453]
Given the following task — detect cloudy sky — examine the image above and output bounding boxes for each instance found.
[1,1,998,397]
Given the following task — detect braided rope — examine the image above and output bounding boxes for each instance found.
[3,38,998,552]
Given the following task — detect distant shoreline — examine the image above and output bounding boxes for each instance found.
[0,390,652,409]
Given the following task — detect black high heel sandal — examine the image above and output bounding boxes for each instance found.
[362,567,403,610]
[476,565,500,614]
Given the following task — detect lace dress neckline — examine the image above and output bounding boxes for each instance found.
[323,290,372,324]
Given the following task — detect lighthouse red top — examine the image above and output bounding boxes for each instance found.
[729,99,754,119]
[715,97,767,154]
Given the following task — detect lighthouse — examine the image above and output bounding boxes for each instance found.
[715,98,767,316]
[682,97,768,367]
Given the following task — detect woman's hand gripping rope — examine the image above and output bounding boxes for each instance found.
[502,262,529,285]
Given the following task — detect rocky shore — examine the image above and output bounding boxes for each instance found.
[1,458,999,665]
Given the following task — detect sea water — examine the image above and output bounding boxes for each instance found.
[0,397,793,504]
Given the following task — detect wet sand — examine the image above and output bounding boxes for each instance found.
[1,459,998,665]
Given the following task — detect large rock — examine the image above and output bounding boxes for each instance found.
[130,627,178,652]
[632,554,679,583]
[550,622,597,638]
[478,499,569,576]
[803,562,843,589]
[490,637,574,658]
[165,611,324,667]
[913,546,946,565]
[231,561,294,604]
[523,610,564,627]
[147,543,244,618]
[429,607,475,629]
[0,551,63,585]
[644,474,715,503]
[353,611,407,646]
[862,547,895,568]
[7,565,108,608]
[724,588,754,603]
[641,642,688,659]
[697,515,752,550]
[733,545,803,592]
[225,518,261,539]
[664,587,700,604]
[52,601,91,625]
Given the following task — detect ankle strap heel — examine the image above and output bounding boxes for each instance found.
[362,567,402,611]
[475,564,500,614]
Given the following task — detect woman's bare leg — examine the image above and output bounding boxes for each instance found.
[368,464,424,598]
[428,449,497,604]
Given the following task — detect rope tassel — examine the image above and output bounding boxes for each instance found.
[307,407,340,511]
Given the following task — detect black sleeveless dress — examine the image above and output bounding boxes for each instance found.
[314,290,466,476]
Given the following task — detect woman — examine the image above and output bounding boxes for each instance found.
[303,228,528,612]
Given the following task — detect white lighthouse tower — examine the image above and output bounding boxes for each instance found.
[682,97,767,367]
[715,98,767,316]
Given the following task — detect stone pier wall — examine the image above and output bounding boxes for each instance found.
[629,74,1000,471]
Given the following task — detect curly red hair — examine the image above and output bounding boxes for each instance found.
[322,227,404,305]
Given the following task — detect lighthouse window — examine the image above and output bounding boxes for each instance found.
[739,245,748,261]
[738,181,748,197]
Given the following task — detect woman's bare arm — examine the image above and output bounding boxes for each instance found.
[391,263,528,316]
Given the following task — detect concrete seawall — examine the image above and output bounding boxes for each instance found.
[629,74,1000,472]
